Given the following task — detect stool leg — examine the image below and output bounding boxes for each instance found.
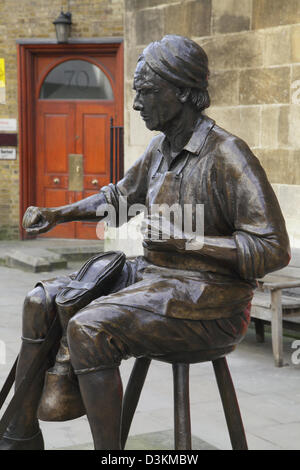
[253,318,265,343]
[172,363,192,450]
[121,357,151,449]
[212,357,248,450]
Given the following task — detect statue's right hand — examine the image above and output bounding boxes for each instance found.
[22,206,57,235]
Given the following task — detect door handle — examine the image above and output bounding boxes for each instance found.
[92,179,99,186]
[53,177,60,184]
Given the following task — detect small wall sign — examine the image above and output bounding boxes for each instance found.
[0,148,16,160]
[0,119,17,132]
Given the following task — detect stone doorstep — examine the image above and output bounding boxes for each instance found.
[5,249,67,273]
[3,242,104,272]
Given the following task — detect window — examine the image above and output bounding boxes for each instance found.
[40,60,114,100]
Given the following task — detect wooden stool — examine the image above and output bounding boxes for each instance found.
[121,346,247,450]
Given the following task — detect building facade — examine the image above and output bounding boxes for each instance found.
[1,0,300,250]
[0,0,123,239]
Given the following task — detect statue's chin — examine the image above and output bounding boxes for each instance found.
[144,121,155,131]
[146,123,163,133]
[141,117,159,131]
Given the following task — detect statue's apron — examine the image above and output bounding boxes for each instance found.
[144,150,189,243]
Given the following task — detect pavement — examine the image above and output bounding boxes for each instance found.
[1,239,300,450]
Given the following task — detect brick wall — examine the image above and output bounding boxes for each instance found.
[124,0,300,247]
[0,0,123,239]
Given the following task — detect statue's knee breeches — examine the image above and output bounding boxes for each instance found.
[22,286,55,341]
[67,306,128,375]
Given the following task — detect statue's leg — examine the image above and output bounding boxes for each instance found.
[0,286,54,450]
[67,308,125,450]
[76,368,122,450]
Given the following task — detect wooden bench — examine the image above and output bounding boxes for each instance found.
[251,249,300,367]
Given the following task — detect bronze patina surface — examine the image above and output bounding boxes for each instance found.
[0,35,290,450]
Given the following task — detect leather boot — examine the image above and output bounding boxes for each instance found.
[38,305,85,421]
[0,430,44,450]
[0,340,46,450]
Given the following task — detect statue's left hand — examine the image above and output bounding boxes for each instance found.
[141,214,186,252]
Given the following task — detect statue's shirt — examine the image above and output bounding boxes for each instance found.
[99,115,290,320]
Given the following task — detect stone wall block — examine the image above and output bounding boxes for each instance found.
[263,27,291,66]
[208,105,261,148]
[124,81,134,147]
[292,64,300,83]
[163,3,188,37]
[126,0,180,11]
[278,106,291,148]
[161,0,212,38]
[129,107,155,147]
[135,8,164,45]
[261,105,290,149]
[291,25,300,63]
[276,184,300,222]
[184,0,211,37]
[125,45,144,81]
[239,67,290,105]
[292,151,300,186]
[289,105,300,148]
[255,149,294,185]
[212,0,251,34]
[209,70,239,106]
[252,0,300,29]
[261,106,280,149]
[198,32,263,71]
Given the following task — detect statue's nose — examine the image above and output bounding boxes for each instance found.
[133,94,143,111]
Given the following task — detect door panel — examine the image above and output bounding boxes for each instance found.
[44,114,69,173]
[74,102,113,238]
[78,104,112,180]
[82,115,106,174]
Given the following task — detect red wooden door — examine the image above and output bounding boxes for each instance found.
[33,52,122,239]
[36,100,112,238]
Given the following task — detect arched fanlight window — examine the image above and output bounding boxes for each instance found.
[40,59,114,100]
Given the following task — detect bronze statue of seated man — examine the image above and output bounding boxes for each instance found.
[0,35,290,450]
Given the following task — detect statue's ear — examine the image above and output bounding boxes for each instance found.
[176,87,191,103]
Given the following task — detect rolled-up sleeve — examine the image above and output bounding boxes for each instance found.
[220,139,290,280]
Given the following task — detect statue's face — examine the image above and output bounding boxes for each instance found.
[133,60,183,132]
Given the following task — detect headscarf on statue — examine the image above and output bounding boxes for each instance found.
[141,35,209,91]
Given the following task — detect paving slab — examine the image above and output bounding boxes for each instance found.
[53,429,216,451]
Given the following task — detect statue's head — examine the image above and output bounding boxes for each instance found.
[133,35,210,132]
